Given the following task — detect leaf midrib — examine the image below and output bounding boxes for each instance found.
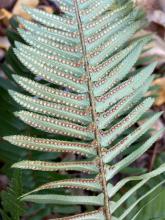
[73,1,112,219]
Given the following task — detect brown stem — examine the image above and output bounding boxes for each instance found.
[148,142,160,171]
[73,1,111,219]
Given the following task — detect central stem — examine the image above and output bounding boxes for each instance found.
[74,1,112,219]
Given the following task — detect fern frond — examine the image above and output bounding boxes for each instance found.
[21,193,104,206]
[103,112,162,163]
[12,159,99,173]
[21,177,102,195]
[108,164,165,198]
[12,74,89,109]
[4,135,97,157]
[9,90,92,125]
[106,129,164,180]
[3,0,164,219]
[120,180,165,220]
[50,208,105,220]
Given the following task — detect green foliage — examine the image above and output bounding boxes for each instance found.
[0,171,25,220]
[135,188,165,220]
[1,0,165,219]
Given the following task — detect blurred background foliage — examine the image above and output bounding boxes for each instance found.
[0,0,165,219]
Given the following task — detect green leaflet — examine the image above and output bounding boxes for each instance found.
[17,30,82,60]
[131,189,165,220]
[55,0,75,15]
[95,62,157,112]
[56,0,73,7]
[3,135,97,157]
[23,6,77,32]
[90,36,150,82]
[111,169,165,214]
[85,10,140,52]
[118,180,165,220]
[107,164,165,198]
[97,77,153,129]
[12,160,99,174]
[15,41,84,76]
[100,98,154,147]
[106,129,165,180]
[14,49,88,93]
[80,0,115,23]
[50,209,105,220]
[93,42,145,96]
[17,17,80,46]
[88,20,144,65]
[3,1,163,219]
[103,112,162,163]
[9,90,92,125]
[83,1,133,36]
[15,111,94,140]
[21,193,104,206]
[112,218,118,220]
[12,74,90,109]
[21,177,102,197]
[112,179,152,213]
[90,40,140,82]
[78,0,94,9]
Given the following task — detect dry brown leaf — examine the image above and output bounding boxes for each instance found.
[12,0,39,19]
[142,35,165,64]
[0,0,16,10]
[134,0,165,64]
[148,10,165,27]
[0,8,12,26]
[0,36,10,50]
[38,6,54,14]
[135,0,165,26]
[152,118,164,132]
[153,78,165,106]
[134,0,165,11]
[159,0,165,12]
[134,0,158,11]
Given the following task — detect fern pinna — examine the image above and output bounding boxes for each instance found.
[3,0,165,219]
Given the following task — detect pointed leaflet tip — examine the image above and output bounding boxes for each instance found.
[12,74,20,82]
[14,41,23,49]
[14,111,22,118]
[8,89,16,97]
[2,136,11,142]
[103,111,163,164]
[106,128,165,180]
[149,61,158,70]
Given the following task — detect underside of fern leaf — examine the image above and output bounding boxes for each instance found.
[3,0,165,219]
